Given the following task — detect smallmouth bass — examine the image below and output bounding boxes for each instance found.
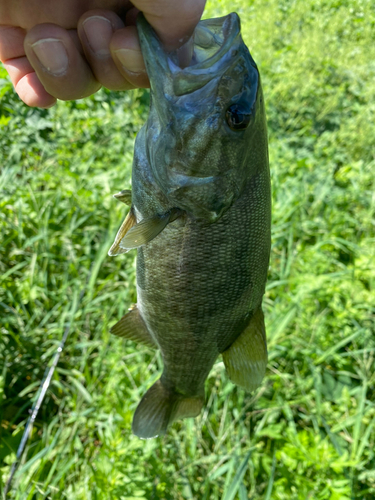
[109,12,271,439]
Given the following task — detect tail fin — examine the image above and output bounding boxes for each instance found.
[132,379,204,439]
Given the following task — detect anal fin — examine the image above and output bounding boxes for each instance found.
[110,305,156,348]
[108,206,137,256]
[222,307,267,392]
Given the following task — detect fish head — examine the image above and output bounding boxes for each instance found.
[138,12,267,222]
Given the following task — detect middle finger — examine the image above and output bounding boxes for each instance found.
[78,9,137,91]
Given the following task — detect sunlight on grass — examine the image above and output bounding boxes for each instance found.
[1,0,374,498]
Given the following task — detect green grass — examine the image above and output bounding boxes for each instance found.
[1,0,375,498]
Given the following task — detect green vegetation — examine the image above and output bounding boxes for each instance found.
[1,0,374,498]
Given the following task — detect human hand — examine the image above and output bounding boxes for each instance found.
[0,0,206,107]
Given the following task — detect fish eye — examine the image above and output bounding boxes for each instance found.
[225,104,252,131]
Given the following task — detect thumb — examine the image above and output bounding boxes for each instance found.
[131,0,206,51]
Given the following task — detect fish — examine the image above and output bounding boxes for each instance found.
[108,12,271,439]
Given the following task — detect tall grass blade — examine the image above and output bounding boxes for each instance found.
[3,289,81,498]
[264,452,276,500]
[222,449,253,500]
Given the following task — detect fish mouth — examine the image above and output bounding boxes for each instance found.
[137,12,246,97]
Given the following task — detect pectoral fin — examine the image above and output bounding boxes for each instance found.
[108,206,137,256]
[222,307,267,392]
[113,189,132,205]
[119,208,182,250]
[110,305,156,348]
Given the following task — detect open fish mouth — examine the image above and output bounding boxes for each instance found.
[137,12,249,97]
[136,12,259,222]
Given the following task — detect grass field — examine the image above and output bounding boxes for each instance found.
[1,0,375,498]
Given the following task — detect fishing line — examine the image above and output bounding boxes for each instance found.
[3,287,84,498]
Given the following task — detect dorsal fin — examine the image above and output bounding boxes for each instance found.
[222,307,267,392]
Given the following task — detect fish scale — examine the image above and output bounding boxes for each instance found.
[109,12,271,438]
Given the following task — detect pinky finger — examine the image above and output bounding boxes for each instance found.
[4,56,56,107]
[0,25,56,107]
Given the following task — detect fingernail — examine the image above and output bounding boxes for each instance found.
[31,38,68,76]
[82,16,113,56]
[115,49,145,73]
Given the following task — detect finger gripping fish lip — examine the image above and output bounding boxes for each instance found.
[137,12,251,96]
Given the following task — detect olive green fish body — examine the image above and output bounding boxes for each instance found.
[133,129,270,392]
[110,13,271,438]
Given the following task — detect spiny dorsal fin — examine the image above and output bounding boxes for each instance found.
[119,208,182,251]
[108,206,137,256]
[113,189,132,205]
[110,305,156,348]
[222,307,267,392]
